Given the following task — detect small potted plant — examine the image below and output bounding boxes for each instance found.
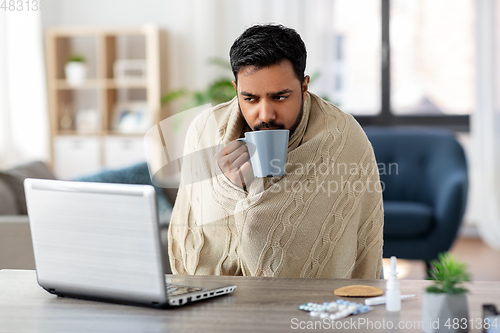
[422,252,471,333]
[65,54,87,86]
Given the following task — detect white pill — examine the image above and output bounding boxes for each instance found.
[310,311,320,317]
[320,312,329,319]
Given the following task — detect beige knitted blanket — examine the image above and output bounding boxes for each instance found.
[168,92,384,279]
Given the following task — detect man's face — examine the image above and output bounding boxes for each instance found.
[232,60,309,133]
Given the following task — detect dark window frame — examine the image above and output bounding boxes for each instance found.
[354,0,470,133]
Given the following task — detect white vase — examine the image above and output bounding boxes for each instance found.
[422,292,469,333]
[64,62,87,86]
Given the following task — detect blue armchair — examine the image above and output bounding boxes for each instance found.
[363,127,468,267]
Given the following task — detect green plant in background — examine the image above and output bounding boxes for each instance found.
[67,54,86,63]
[426,252,471,294]
[161,58,237,111]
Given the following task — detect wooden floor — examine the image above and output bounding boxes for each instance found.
[383,237,500,281]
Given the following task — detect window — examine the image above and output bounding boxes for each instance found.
[391,0,475,116]
[329,0,381,115]
[341,0,473,131]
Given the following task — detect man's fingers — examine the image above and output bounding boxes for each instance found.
[239,160,252,174]
[217,143,247,168]
[227,144,248,166]
[230,149,250,170]
[222,140,244,156]
[230,169,245,189]
[215,140,253,189]
[239,161,254,185]
[216,141,237,159]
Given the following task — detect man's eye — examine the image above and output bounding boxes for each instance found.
[244,97,255,102]
[275,96,288,101]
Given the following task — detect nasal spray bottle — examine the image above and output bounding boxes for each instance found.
[386,256,401,312]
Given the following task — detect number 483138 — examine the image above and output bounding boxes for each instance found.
[1,0,40,11]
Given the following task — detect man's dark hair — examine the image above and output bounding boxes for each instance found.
[229,24,307,83]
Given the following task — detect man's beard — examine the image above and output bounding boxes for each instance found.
[237,94,304,135]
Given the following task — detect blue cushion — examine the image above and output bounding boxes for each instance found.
[74,162,173,225]
[383,201,434,238]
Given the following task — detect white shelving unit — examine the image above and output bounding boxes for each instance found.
[45,25,168,179]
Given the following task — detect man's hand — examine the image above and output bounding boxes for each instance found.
[216,140,253,189]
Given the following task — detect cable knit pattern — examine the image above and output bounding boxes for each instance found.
[168,92,384,279]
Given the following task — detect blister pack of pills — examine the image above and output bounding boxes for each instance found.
[297,299,373,320]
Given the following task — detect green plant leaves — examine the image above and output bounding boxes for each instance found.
[207,79,237,105]
[161,89,188,105]
[68,54,86,63]
[161,58,236,112]
[426,252,470,294]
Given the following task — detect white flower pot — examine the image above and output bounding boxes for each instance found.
[422,292,469,333]
[64,62,87,86]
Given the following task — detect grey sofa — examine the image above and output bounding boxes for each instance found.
[0,161,56,270]
[0,161,173,273]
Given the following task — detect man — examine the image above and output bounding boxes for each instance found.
[168,24,384,279]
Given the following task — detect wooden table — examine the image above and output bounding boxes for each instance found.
[0,270,497,332]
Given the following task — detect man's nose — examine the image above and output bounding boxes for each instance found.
[259,99,277,123]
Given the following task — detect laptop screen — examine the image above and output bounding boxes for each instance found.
[24,179,168,305]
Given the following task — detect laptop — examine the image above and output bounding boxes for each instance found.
[24,178,236,308]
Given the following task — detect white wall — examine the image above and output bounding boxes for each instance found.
[40,0,336,93]
[0,10,49,169]
[472,0,500,248]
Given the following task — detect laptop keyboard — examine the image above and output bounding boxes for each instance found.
[166,284,204,296]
